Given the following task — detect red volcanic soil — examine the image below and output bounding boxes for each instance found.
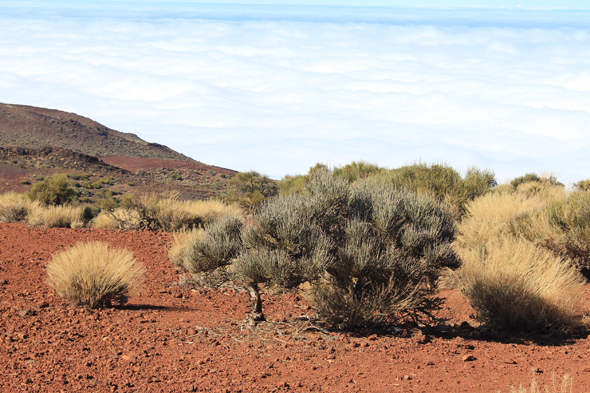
[1,222,590,392]
[100,156,236,176]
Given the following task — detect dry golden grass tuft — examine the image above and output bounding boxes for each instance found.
[0,192,38,222]
[26,204,84,228]
[508,372,573,393]
[92,209,141,230]
[457,235,584,332]
[168,228,204,270]
[156,197,242,231]
[47,241,145,308]
[456,190,566,250]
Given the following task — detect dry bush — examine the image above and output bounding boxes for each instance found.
[47,241,145,308]
[168,228,204,270]
[26,205,84,228]
[92,209,140,230]
[0,192,38,222]
[508,191,590,273]
[508,372,573,393]
[457,235,584,332]
[157,197,242,231]
[99,192,242,231]
[456,190,565,250]
[42,205,84,228]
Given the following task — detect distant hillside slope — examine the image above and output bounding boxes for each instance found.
[0,103,191,162]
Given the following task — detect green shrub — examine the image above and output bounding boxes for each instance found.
[223,171,278,212]
[29,174,78,206]
[332,160,383,183]
[510,173,541,189]
[279,161,496,217]
[181,169,460,329]
[378,163,497,216]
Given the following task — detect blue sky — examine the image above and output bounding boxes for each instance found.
[27,0,590,6]
[1,2,590,183]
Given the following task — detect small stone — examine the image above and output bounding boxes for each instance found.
[462,355,476,362]
[0,279,8,285]
[532,368,543,374]
[403,375,412,380]
[19,309,37,317]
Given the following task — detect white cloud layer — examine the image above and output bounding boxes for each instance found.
[1,3,590,183]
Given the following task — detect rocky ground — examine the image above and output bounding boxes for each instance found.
[1,222,590,392]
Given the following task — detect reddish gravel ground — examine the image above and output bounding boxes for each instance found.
[1,222,590,392]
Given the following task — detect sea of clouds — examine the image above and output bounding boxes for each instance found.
[1,2,589,183]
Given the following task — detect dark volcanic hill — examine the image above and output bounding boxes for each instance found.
[0,103,190,161]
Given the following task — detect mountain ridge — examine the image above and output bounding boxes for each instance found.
[0,103,192,162]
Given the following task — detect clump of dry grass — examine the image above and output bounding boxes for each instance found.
[96,192,242,231]
[508,372,573,393]
[0,192,37,222]
[456,190,566,250]
[168,228,204,270]
[27,204,84,228]
[457,235,584,332]
[92,209,141,230]
[47,241,145,308]
[156,197,242,231]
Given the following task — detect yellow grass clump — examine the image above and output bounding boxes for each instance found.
[92,209,141,230]
[0,192,38,222]
[47,241,145,308]
[456,235,584,332]
[156,197,243,231]
[27,204,84,228]
[508,372,573,393]
[456,189,566,250]
[168,227,204,270]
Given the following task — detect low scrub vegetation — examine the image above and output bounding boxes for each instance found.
[29,174,79,206]
[457,235,584,332]
[27,205,85,228]
[279,161,496,217]
[222,170,278,212]
[175,169,461,329]
[46,241,145,308]
[0,192,38,222]
[456,177,587,332]
[98,192,242,231]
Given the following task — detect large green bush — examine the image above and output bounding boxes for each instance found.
[179,169,460,329]
[29,174,79,206]
[223,171,278,212]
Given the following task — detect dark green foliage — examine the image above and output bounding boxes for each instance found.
[510,173,541,189]
[29,174,79,206]
[279,161,496,217]
[332,161,383,183]
[82,205,100,222]
[223,171,278,212]
[380,163,496,216]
